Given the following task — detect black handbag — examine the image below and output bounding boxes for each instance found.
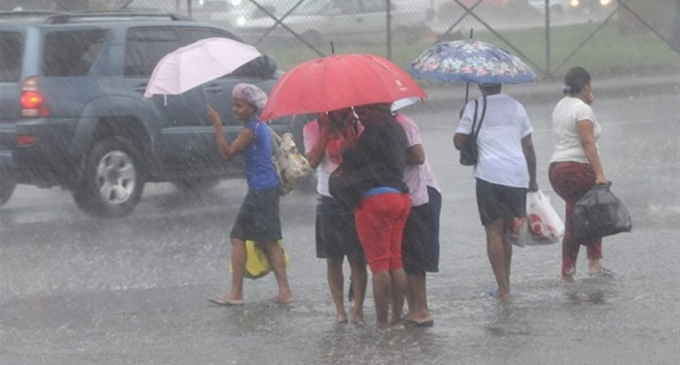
[459,97,487,166]
[328,163,371,210]
[574,182,632,245]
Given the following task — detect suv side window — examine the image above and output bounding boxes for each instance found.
[42,29,107,77]
[0,32,23,82]
[125,27,181,78]
[178,27,234,45]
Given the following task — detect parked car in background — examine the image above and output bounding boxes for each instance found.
[230,0,436,45]
[527,0,579,15]
[527,0,614,16]
[0,11,303,216]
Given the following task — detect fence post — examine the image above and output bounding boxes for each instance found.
[387,0,392,60]
[544,0,551,78]
[187,0,192,17]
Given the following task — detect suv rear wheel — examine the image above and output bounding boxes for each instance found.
[73,137,144,217]
[0,173,16,207]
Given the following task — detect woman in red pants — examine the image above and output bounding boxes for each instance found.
[548,67,608,282]
[339,103,410,330]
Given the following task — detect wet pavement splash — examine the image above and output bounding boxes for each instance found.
[1,93,679,364]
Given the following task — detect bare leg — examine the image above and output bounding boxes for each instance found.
[404,273,416,320]
[372,270,392,329]
[210,238,246,305]
[347,255,367,324]
[485,220,510,301]
[389,269,407,330]
[264,241,294,304]
[588,259,605,275]
[326,257,347,323]
[502,219,513,294]
[405,272,432,323]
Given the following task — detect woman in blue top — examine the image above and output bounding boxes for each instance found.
[207,83,293,306]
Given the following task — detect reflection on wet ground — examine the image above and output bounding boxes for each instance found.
[1,95,679,364]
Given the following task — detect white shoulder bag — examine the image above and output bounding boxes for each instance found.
[267,126,312,195]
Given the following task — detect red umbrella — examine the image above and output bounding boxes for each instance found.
[260,54,427,121]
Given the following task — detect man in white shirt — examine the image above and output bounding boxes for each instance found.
[454,83,538,301]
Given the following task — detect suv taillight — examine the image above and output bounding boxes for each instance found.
[20,77,50,118]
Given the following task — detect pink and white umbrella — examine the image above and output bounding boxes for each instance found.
[144,37,261,98]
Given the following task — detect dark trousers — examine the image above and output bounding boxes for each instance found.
[549,162,603,276]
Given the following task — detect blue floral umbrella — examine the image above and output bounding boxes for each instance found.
[409,40,536,85]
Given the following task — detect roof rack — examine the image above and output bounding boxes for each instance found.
[45,12,194,24]
[0,10,61,18]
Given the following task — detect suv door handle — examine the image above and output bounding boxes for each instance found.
[203,85,223,93]
[133,83,148,93]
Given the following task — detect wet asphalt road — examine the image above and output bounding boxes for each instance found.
[1,92,679,365]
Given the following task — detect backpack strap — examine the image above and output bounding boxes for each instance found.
[267,125,282,153]
[470,99,478,139]
[471,96,487,141]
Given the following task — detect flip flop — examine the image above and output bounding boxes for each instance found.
[207,297,243,306]
[403,318,434,328]
[488,289,499,300]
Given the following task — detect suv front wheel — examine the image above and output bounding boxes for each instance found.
[73,137,144,217]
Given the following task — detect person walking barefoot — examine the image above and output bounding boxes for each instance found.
[548,67,608,282]
[207,83,293,306]
[454,83,538,301]
[304,109,368,324]
[342,103,410,329]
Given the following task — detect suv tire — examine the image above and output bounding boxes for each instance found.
[0,173,16,207]
[73,137,145,217]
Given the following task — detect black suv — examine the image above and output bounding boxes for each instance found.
[0,11,303,217]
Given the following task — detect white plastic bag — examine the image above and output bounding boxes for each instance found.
[507,191,564,247]
[526,191,564,245]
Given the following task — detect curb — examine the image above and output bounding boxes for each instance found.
[418,74,680,109]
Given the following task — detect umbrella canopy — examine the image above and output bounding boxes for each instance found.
[409,40,536,84]
[391,97,421,112]
[260,54,427,121]
[144,37,262,98]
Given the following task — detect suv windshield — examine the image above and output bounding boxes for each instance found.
[0,31,23,82]
[42,29,107,77]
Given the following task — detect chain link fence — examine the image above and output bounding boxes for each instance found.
[3,0,679,80]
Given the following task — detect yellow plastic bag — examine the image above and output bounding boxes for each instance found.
[230,240,290,279]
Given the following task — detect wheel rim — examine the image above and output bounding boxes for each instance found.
[96,151,136,205]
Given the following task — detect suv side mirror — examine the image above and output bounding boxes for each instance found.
[259,55,277,78]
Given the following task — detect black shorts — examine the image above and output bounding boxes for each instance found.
[402,187,442,274]
[315,196,364,259]
[230,186,282,243]
[476,178,527,226]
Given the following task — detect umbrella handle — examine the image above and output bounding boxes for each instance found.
[458,82,469,120]
[202,87,213,108]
